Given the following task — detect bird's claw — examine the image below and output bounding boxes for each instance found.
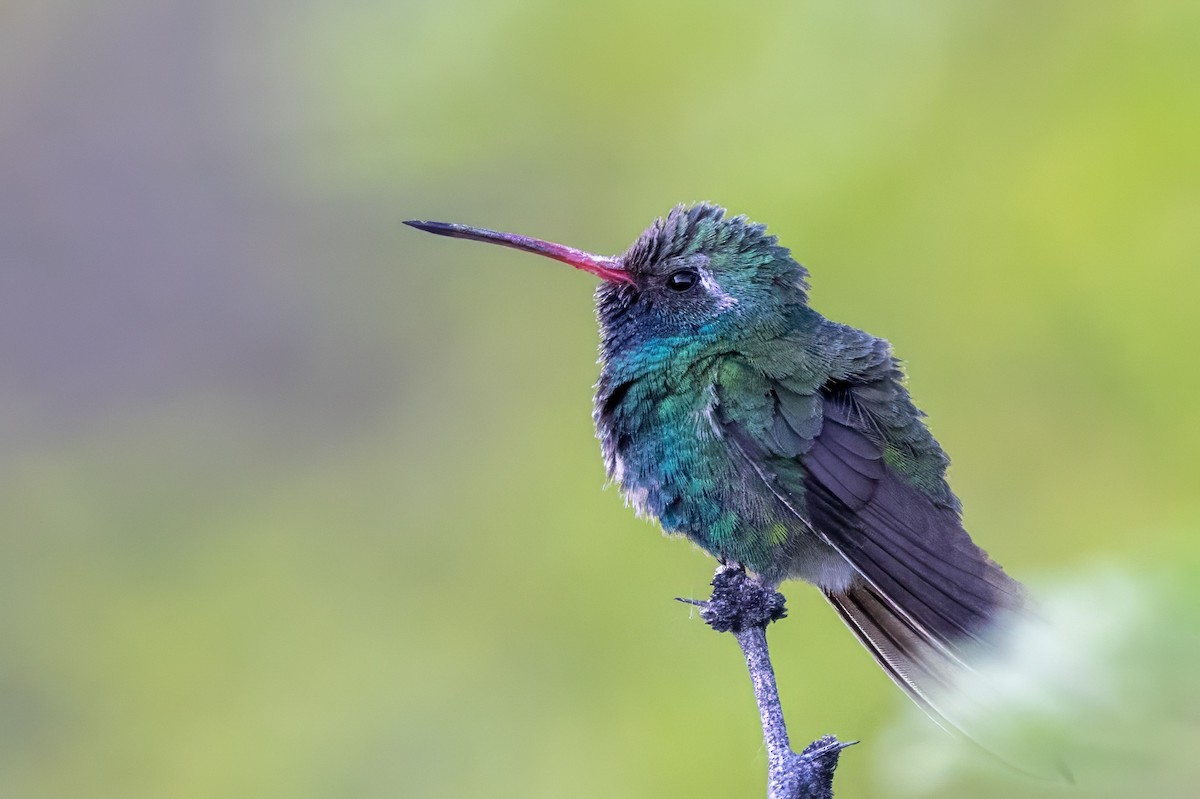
[681,565,787,633]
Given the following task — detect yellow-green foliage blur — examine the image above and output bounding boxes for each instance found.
[2,1,1197,797]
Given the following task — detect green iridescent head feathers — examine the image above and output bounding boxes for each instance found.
[621,203,807,298]
[595,203,810,360]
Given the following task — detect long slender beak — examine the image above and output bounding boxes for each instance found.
[404,220,634,285]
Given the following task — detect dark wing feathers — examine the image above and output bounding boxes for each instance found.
[805,435,879,508]
[718,332,1025,735]
[810,377,1021,650]
[715,330,1052,772]
[820,414,884,462]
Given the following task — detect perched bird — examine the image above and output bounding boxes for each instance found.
[405,203,1025,739]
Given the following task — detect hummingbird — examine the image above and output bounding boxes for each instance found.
[405,203,1025,737]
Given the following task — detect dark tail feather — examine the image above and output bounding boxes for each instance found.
[826,582,962,730]
[826,582,1069,781]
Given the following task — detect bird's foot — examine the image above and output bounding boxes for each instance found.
[677,564,787,633]
[770,736,857,799]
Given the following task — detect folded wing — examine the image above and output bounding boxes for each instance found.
[716,331,1026,740]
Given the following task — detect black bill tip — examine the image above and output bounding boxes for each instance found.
[403,220,458,236]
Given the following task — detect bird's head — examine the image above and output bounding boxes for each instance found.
[405,203,808,367]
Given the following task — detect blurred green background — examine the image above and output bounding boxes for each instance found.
[2,1,1198,797]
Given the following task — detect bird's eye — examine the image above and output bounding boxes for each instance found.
[666,269,699,292]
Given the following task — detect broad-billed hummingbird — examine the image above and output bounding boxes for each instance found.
[406,203,1024,736]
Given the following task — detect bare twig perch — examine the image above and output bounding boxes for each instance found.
[682,565,854,799]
